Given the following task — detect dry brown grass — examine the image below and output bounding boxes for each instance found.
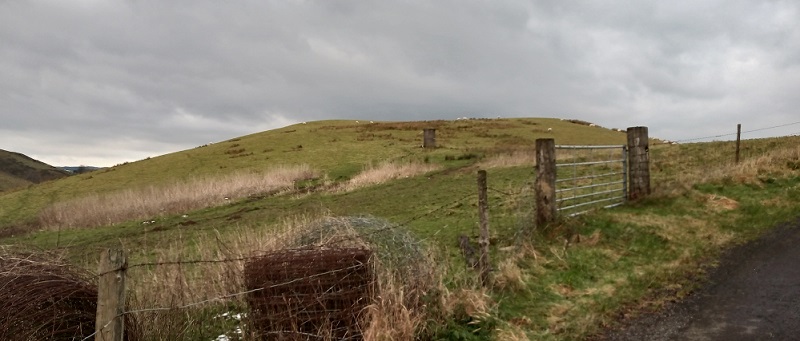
[495,323,532,341]
[126,215,444,340]
[38,164,318,230]
[493,246,534,292]
[617,213,734,249]
[361,266,428,341]
[336,161,439,192]
[478,150,536,169]
[652,138,800,196]
[440,286,495,330]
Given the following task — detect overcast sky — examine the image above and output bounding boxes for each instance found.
[2,1,799,167]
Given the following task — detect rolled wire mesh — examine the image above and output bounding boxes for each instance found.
[0,249,120,340]
[245,247,374,340]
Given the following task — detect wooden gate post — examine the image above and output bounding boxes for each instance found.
[535,139,557,227]
[423,128,436,148]
[627,127,651,200]
[95,248,127,341]
[477,170,490,286]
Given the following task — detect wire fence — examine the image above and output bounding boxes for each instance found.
[119,126,800,341]
[657,120,800,144]
[4,121,800,340]
[1,187,483,341]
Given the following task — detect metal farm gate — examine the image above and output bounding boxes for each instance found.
[555,145,627,216]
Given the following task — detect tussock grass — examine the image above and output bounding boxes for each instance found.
[127,215,453,340]
[126,215,324,340]
[486,137,800,340]
[495,324,532,341]
[492,245,535,292]
[651,136,800,195]
[5,120,800,340]
[38,164,318,230]
[336,161,439,192]
[478,150,536,169]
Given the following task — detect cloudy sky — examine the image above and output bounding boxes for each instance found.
[2,0,799,167]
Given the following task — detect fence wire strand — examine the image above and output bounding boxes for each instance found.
[21,123,800,340]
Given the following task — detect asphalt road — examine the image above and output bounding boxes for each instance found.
[597,217,800,341]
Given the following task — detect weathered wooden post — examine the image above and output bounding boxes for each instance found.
[95,248,127,341]
[627,127,651,200]
[423,128,436,148]
[735,123,741,163]
[535,138,557,227]
[477,170,490,286]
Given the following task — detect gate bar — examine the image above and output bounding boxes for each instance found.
[557,188,623,203]
[557,159,625,167]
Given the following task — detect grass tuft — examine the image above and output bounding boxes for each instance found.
[336,161,439,192]
[38,165,318,230]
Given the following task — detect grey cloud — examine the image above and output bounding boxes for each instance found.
[1,0,799,166]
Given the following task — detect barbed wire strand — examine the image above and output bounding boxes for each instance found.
[93,190,478,278]
[82,262,367,341]
[81,126,800,338]
[654,120,800,145]
[325,192,477,248]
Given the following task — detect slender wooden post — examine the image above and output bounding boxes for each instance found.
[735,123,741,163]
[477,170,490,286]
[423,128,436,148]
[627,127,651,200]
[96,248,127,341]
[535,139,557,227]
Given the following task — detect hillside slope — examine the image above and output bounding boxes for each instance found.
[1,118,799,340]
[0,118,627,227]
[0,149,69,192]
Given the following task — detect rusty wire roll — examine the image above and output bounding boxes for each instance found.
[0,248,138,341]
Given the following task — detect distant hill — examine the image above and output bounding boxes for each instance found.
[0,149,70,192]
[59,166,102,174]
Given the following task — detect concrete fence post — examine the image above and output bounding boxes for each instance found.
[423,128,436,148]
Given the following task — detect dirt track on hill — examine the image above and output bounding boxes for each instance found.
[596,216,800,341]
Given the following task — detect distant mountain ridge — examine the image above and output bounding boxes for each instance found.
[0,149,70,192]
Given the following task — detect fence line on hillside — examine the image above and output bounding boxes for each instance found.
[80,188,482,340]
[9,122,800,340]
[95,122,800,339]
[654,120,800,144]
[88,253,374,341]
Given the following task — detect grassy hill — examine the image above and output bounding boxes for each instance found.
[0,149,69,193]
[0,118,625,228]
[1,118,799,340]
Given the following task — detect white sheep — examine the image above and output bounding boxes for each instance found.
[547,128,553,132]
[589,124,597,127]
